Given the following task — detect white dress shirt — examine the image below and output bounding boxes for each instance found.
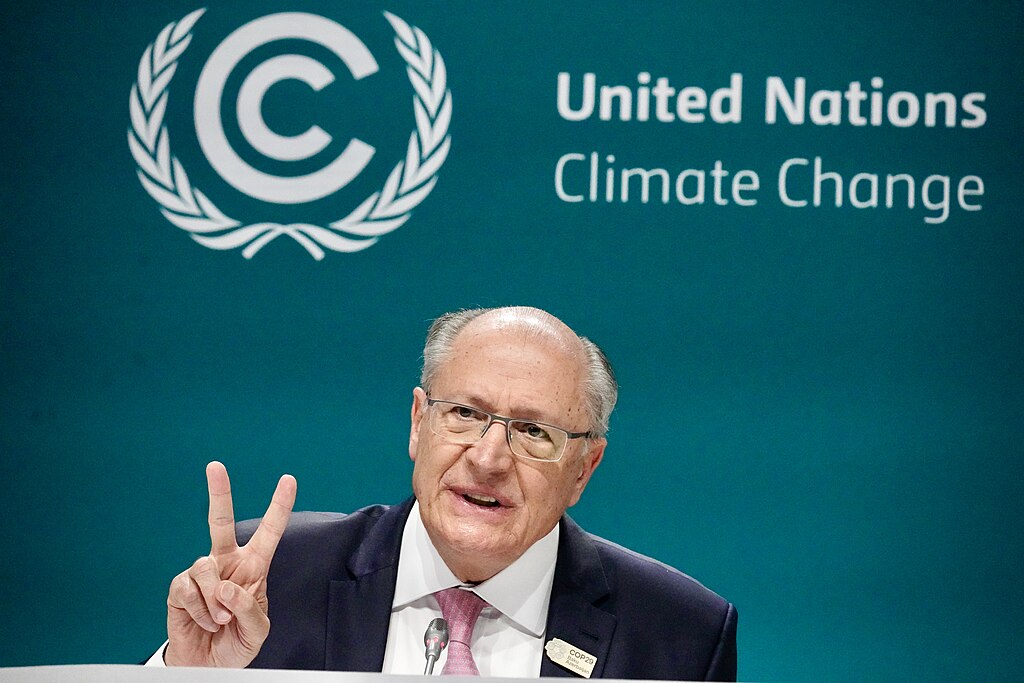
[148,501,560,675]
[383,501,559,676]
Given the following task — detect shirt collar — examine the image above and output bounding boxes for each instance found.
[393,501,559,637]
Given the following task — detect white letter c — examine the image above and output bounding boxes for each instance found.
[194,13,379,205]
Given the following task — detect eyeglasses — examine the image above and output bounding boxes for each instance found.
[425,398,595,462]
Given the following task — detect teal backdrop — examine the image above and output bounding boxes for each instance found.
[2,1,1022,680]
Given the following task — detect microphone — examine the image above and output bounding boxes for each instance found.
[423,617,450,675]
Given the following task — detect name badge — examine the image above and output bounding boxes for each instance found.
[545,637,597,678]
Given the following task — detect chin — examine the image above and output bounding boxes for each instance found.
[440,522,519,571]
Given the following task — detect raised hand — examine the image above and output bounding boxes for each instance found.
[165,461,296,667]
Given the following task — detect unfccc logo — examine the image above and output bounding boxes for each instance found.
[128,9,452,259]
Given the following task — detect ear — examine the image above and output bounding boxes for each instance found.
[409,387,428,462]
[568,437,605,507]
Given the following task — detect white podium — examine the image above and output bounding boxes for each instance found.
[0,667,704,683]
[3,667,471,682]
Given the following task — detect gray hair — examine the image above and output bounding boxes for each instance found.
[420,307,618,437]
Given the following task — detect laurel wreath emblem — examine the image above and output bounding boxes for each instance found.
[128,9,452,260]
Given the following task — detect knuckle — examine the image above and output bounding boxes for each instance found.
[181,588,213,621]
[180,581,202,606]
[208,513,235,529]
[189,555,220,580]
[261,516,286,536]
[183,596,208,620]
[175,585,208,621]
[168,571,191,600]
[245,608,271,639]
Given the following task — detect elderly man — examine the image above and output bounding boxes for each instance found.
[157,307,737,680]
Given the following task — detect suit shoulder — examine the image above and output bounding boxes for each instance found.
[236,503,391,546]
[589,532,732,615]
[582,532,738,679]
[238,502,402,589]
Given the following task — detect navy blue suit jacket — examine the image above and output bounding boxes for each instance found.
[239,498,737,681]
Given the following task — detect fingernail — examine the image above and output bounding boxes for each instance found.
[219,583,235,600]
[216,610,231,623]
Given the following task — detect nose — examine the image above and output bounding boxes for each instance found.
[465,420,515,474]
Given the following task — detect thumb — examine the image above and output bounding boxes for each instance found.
[217,581,270,658]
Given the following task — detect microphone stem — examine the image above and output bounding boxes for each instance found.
[424,653,438,675]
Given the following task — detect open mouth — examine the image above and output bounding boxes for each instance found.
[462,492,501,508]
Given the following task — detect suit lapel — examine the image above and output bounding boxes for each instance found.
[324,498,414,671]
[540,515,617,678]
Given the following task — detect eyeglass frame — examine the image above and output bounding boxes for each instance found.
[424,397,597,462]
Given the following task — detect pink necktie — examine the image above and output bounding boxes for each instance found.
[435,587,488,675]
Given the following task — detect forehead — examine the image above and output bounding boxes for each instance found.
[432,323,586,422]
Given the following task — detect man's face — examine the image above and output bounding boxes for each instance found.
[408,322,605,582]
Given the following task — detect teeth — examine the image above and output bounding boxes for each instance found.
[464,493,500,506]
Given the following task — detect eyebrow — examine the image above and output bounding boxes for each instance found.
[446,393,555,425]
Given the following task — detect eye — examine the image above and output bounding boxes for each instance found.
[515,421,553,442]
[455,406,475,419]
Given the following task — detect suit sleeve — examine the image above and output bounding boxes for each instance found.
[704,602,738,682]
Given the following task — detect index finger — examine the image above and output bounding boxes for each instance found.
[246,474,297,563]
[206,461,238,555]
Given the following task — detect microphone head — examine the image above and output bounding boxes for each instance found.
[424,617,450,658]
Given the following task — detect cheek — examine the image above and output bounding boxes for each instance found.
[549,462,585,506]
[410,445,437,495]
[412,442,461,493]
[522,467,577,515]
